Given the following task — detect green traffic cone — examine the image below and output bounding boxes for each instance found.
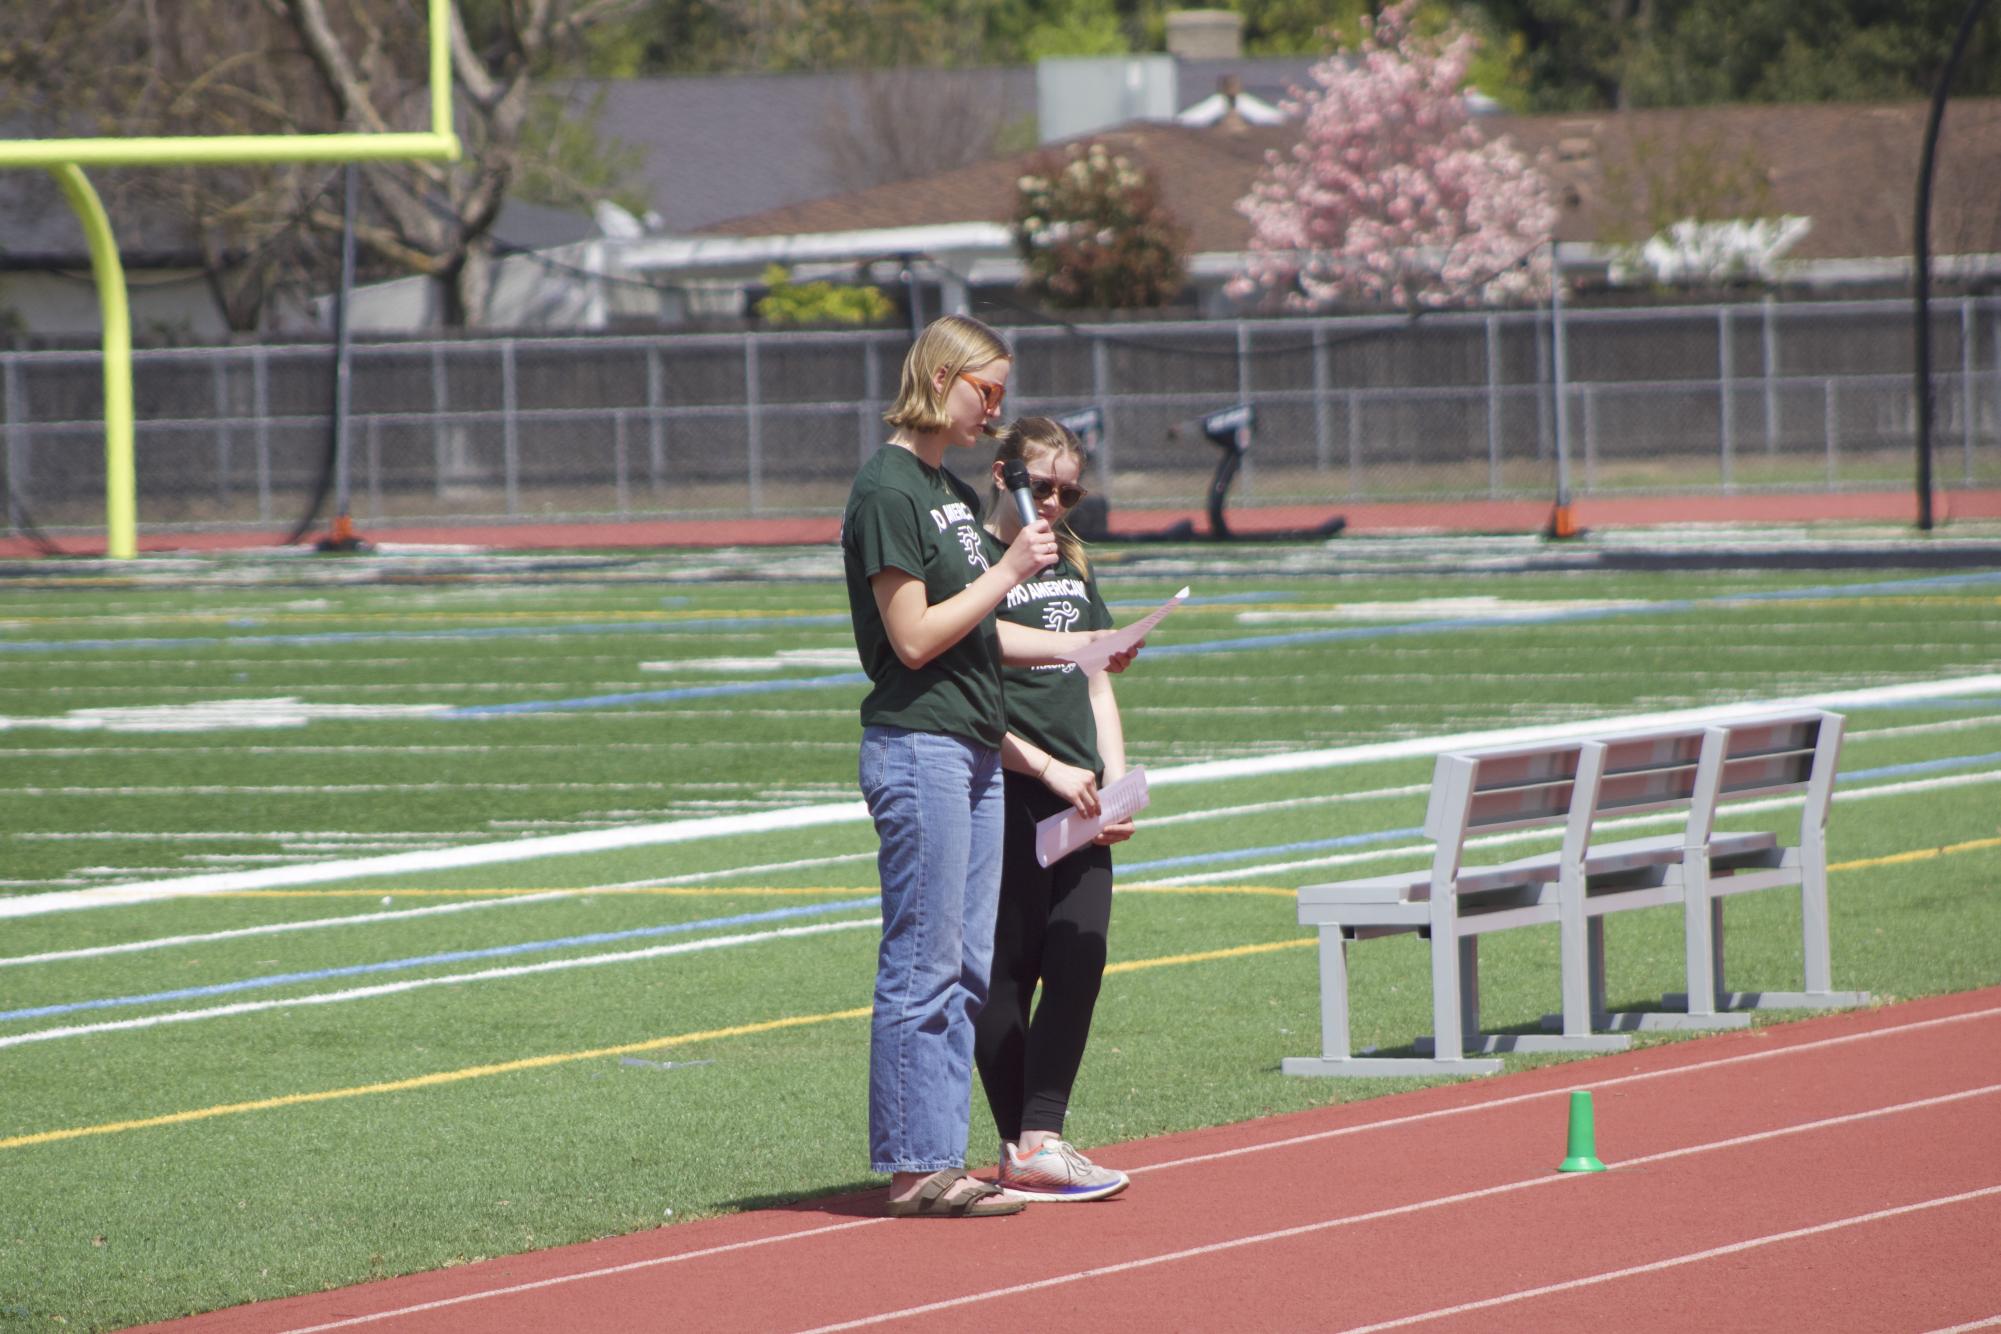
[1557,1089,1607,1173]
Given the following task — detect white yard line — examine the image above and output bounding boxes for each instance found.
[8,672,2000,920]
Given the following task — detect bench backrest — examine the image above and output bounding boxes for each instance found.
[1424,709,1844,877]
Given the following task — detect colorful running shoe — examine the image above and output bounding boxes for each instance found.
[996,1138,1130,1202]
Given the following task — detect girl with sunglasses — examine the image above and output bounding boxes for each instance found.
[842,317,1136,1219]
[973,417,1133,1204]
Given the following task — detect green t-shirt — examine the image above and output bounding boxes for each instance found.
[842,445,1006,750]
[980,528,1113,776]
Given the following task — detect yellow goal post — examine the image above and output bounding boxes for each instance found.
[0,0,461,558]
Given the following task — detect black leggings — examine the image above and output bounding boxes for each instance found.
[973,771,1115,1147]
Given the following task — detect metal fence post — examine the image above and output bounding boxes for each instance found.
[745,335,763,514]
[1763,295,1780,455]
[646,342,665,495]
[860,339,880,466]
[1484,313,1502,497]
[1235,320,1254,494]
[431,343,449,502]
[1962,296,1977,482]
[614,408,629,516]
[1313,324,1332,473]
[254,347,272,522]
[1718,307,1735,491]
[501,338,520,516]
[212,358,232,512]
[1092,335,1115,491]
[1824,378,1839,487]
[2,357,22,534]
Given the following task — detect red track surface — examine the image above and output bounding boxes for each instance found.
[14,488,2001,558]
[129,988,2001,1334]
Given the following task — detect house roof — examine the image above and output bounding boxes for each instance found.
[574,57,1320,236]
[696,119,1293,254]
[689,97,2001,265]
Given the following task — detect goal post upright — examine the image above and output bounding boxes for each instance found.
[0,0,461,559]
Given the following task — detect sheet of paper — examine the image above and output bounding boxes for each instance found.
[1058,586,1189,675]
[1034,767,1150,868]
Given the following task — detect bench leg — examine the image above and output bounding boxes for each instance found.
[1660,865,1867,1017]
[1316,924,1353,1061]
[1525,880,1634,1052]
[1283,925,1502,1077]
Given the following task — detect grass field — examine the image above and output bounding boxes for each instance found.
[4,536,2001,1331]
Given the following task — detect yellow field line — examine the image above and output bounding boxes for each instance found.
[1829,835,2001,873]
[0,940,1309,1154]
[11,840,1996,1153]
[0,1007,872,1152]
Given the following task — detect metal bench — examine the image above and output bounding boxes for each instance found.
[1282,709,1867,1077]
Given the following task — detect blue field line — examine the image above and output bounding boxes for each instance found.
[0,897,876,1024]
[1841,749,2001,783]
[0,613,852,655]
[1143,569,2001,660]
[1120,826,1423,875]
[453,570,2001,717]
[442,672,870,716]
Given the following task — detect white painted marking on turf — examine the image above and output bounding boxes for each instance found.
[0,893,575,968]
[10,672,1999,919]
[640,647,861,672]
[0,698,449,732]
[1131,767,2001,887]
[1236,597,1652,623]
[1922,1316,2001,1334]
[791,1083,2001,1333]
[1156,674,2001,785]
[0,917,879,1049]
[1332,1185,2001,1333]
[0,800,868,919]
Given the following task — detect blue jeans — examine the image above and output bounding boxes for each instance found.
[858,725,1003,1174]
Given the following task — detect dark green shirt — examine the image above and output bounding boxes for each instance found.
[980,529,1113,776]
[842,445,1006,750]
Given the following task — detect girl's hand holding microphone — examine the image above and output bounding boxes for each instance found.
[1000,518,1059,582]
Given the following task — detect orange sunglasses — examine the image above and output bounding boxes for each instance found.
[957,370,1007,415]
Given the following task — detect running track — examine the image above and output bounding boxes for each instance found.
[130,988,2001,1333]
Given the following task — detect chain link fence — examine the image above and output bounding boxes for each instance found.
[4,295,1997,538]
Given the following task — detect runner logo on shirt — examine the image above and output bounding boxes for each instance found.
[1041,599,1081,632]
[956,525,989,570]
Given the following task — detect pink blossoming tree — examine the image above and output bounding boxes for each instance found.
[1232,0,1556,311]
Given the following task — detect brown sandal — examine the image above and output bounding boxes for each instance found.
[885,1168,1025,1218]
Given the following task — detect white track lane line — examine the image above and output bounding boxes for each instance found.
[1334,1184,2001,1334]
[246,1003,2001,1334]
[1923,1317,2001,1333]
[793,1085,2001,1334]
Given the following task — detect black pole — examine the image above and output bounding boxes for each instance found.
[1913,0,1993,532]
[313,163,365,551]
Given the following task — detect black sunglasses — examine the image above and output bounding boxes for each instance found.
[1028,475,1089,508]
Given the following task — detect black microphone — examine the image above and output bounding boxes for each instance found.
[1000,458,1049,575]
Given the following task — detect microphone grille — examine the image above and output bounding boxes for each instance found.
[1000,458,1032,490]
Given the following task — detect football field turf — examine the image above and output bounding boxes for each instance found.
[4,538,2000,1329]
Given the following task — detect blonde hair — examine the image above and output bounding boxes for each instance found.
[985,416,1091,577]
[882,314,1012,434]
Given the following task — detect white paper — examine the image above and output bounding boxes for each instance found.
[1058,586,1189,675]
[1034,767,1150,868]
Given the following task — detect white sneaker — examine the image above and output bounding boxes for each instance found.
[996,1138,1129,1202]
